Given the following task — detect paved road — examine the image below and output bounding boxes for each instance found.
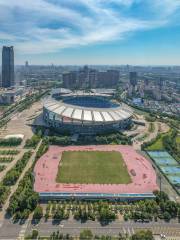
[0,219,180,239]
[26,220,180,237]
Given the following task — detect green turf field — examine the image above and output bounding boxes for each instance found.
[56,151,131,184]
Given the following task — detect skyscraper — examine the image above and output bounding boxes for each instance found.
[25,61,29,67]
[62,66,119,89]
[158,77,163,90]
[2,46,14,88]
[129,72,137,87]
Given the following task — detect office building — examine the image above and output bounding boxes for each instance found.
[2,46,14,88]
[62,66,119,89]
[25,61,29,67]
[129,72,137,87]
[62,71,78,89]
[158,77,163,90]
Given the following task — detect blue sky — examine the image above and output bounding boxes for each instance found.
[0,0,180,65]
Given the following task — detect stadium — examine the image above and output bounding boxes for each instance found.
[43,91,133,134]
[34,145,158,201]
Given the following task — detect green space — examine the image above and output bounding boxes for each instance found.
[144,129,180,163]
[0,165,6,172]
[7,140,48,219]
[26,229,154,240]
[25,134,41,149]
[0,138,22,147]
[0,184,10,208]
[47,131,132,146]
[145,130,172,151]
[0,157,14,163]
[176,135,180,144]
[146,136,164,150]
[2,151,32,186]
[56,151,131,184]
[0,149,19,155]
[0,151,33,209]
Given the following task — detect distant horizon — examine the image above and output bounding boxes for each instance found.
[1,63,180,67]
[11,64,180,67]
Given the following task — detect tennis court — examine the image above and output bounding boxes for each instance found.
[147,151,180,193]
[161,166,180,175]
[168,176,180,185]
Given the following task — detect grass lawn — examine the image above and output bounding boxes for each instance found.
[146,137,164,150]
[146,130,172,151]
[56,151,131,184]
[176,136,180,144]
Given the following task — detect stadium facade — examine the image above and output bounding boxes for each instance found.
[43,90,133,134]
[39,192,155,201]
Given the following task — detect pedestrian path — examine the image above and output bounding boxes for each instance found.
[17,221,29,240]
[134,226,180,237]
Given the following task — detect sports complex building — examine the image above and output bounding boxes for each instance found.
[35,89,158,201]
[43,90,133,134]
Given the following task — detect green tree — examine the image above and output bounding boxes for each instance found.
[163,211,171,222]
[178,208,180,221]
[31,229,39,239]
[33,205,43,220]
[131,230,154,240]
[80,229,93,240]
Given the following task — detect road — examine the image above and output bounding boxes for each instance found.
[0,218,180,239]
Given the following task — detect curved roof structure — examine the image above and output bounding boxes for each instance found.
[43,96,133,124]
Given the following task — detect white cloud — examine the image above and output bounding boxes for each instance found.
[152,0,180,16]
[0,0,179,54]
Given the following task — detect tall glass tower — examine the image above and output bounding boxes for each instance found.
[2,46,14,88]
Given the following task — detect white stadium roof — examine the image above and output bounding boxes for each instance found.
[43,97,132,123]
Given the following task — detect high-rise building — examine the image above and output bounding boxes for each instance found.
[2,46,14,88]
[129,72,137,87]
[144,78,149,86]
[107,70,120,86]
[62,66,119,89]
[25,61,29,67]
[158,77,163,90]
[62,71,78,89]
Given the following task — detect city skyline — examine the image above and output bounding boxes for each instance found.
[0,0,180,65]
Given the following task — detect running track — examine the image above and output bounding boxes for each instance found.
[34,145,158,194]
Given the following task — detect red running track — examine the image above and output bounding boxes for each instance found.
[34,145,158,194]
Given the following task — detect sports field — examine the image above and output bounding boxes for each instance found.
[34,145,158,194]
[56,151,131,184]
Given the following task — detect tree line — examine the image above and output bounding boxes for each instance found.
[46,131,132,146]
[0,138,22,147]
[26,229,154,240]
[7,140,49,220]
[26,191,180,224]
[0,151,32,209]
